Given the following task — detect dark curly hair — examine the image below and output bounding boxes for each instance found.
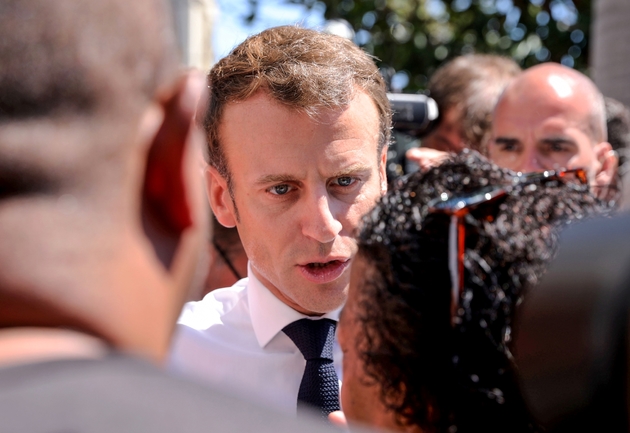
[354,150,608,433]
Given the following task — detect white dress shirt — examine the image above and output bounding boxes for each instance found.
[169,264,343,414]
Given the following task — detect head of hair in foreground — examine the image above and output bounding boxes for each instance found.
[340,151,607,433]
[424,54,521,153]
[203,25,391,184]
[0,0,206,361]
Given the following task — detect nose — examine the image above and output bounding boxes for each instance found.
[518,149,545,173]
[301,193,342,244]
[519,157,543,173]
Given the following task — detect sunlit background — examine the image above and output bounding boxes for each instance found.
[211,0,588,93]
[170,0,630,109]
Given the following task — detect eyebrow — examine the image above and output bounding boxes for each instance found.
[254,163,374,186]
[493,137,520,146]
[254,174,298,186]
[329,163,373,179]
[540,137,577,147]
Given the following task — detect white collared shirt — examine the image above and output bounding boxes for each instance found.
[168,265,343,414]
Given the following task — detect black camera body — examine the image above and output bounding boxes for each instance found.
[388,93,439,137]
[386,93,440,180]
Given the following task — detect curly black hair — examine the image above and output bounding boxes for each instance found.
[354,150,608,433]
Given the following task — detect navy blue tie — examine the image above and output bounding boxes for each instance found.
[283,318,340,418]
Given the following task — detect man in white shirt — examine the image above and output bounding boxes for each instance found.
[169,25,390,417]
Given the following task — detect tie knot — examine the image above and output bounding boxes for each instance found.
[283,318,336,361]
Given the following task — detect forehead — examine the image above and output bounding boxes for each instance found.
[494,89,592,136]
[218,90,382,177]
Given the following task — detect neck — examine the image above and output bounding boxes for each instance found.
[0,327,109,368]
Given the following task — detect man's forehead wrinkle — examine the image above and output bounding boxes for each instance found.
[539,105,600,143]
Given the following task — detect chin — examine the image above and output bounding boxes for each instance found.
[304,287,348,314]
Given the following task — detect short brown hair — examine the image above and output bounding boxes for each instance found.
[203,25,391,182]
[428,54,521,153]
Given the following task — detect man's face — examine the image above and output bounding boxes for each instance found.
[208,90,386,315]
[421,106,467,153]
[338,254,398,430]
[488,86,602,180]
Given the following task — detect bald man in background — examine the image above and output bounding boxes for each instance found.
[0,1,340,432]
[488,63,619,203]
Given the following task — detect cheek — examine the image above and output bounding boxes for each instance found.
[487,144,505,162]
[235,208,287,254]
[488,149,521,171]
[352,182,385,217]
[565,147,597,182]
[574,144,597,166]
[235,227,265,266]
[565,130,596,163]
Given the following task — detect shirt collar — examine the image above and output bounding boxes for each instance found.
[248,263,341,348]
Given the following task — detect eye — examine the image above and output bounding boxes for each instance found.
[541,141,573,155]
[498,141,518,152]
[550,142,568,152]
[334,176,356,187]
[268,184,291,195]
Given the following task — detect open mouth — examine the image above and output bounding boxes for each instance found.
[307,260,341,269]
[299,259,349,284]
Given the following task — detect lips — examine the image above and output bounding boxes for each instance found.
[298,259,350,284]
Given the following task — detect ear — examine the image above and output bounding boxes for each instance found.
[379,146,388,195]
[142,72,207,266]
[205,165,237,228]
[593,141,618,190]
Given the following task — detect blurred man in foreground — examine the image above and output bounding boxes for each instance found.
[170,26,390,417]
[488,63,619,204]
[0,2,338,431]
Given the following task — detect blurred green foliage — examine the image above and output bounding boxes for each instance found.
[252,0,591,92]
